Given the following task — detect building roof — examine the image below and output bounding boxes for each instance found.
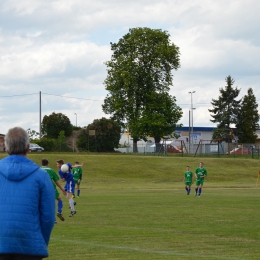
[175,126,216,132]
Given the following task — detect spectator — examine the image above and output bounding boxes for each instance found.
[0,127,55,260]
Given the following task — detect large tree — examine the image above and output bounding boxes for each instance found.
[140,92,182,144]
[102,27,181,152]
[77,117,121,152]
[209,76,241,142]
[236,88,259,143]
[41,112,73,138]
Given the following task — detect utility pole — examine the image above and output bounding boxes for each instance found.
[39,91,41,139]
[188,91,195,153]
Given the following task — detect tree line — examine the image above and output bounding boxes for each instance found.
[209,75,259,144]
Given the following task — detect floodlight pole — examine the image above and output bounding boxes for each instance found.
[74,113,77,127]
[189,109,190,153]
[188,91,195,153]
[39,91,41,139]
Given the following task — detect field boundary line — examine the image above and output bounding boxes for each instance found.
[51,237,251,260]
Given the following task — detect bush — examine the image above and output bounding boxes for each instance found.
[36,138,55,151]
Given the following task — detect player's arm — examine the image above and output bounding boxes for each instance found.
[201,170,207,178]
[55,180,67,195]
[72,163,84,168]
[58,170,65,181]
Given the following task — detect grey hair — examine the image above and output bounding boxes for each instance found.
[4,127,29,155]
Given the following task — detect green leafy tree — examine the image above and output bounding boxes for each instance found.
[236,88,259,143]
[77,129,88,151]
[141,92,182,144]
[37,137,55,152]
[77,118,121,152]
[209,76,241,142]
[102,27,181,152]
[57,130,66,151]
[41,112,73,138]
[27,128,40,140]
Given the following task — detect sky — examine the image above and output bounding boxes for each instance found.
[0,0,259,135]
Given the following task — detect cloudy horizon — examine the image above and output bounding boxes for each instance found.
[0,0,259,135]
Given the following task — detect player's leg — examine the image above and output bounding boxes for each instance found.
[56,196,65,221]
[188,184,191,195]
[198,183,203,196]
[185,184,189,194]
[67,182,76,216]
[77,182,81,197]
[195,179,199,196]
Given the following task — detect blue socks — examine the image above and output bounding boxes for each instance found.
[58,200,63,214]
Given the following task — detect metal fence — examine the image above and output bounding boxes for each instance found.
[115,140,260,159]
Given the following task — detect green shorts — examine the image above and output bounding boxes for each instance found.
[195,179,204,186]
[74,179,81,186]
[185,181,192,186]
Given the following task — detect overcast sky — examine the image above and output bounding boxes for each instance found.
[0,0,259,135]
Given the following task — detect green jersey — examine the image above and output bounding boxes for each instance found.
[184,171,193,182]
[41,166,59,186]
[41,166,60,198]
[195,167,207,180]
[72,166,82,182]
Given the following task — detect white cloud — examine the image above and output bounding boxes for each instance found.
[0,0,260,134]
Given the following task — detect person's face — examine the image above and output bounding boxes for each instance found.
[186,167,190,171]
[57,163,62,168]
[200,163,203,168]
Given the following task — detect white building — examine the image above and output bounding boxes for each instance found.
[117,126,260,154]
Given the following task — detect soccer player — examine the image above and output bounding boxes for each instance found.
[56,159,65,179]
[41,159,66,221]
[195,161,208,196]
[72,161,83,198]
[183,166,193,195]
[58,161,76,217]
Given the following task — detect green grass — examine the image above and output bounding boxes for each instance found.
[1,153,260,259]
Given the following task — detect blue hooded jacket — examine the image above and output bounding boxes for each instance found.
[0,155,55,257]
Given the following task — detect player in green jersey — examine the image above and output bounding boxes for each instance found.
[72,161,83,198]
[41,159,67,221]
[195,161,207,196]
[183,166,193,195]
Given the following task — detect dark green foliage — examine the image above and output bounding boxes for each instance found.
[102,27,182,152]
[72,126,82,131]
[33,137,72,152]
[36,137,55,151]
[76,129,88,151]
[236,88,259,143]
[41,112,73,138]
[77,117,121,152]
[209,76,241,142]
[140,92,183,144]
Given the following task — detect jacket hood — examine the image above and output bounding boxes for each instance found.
[0,155,40,181]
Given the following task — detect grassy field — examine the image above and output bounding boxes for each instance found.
[1,153,260,259]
